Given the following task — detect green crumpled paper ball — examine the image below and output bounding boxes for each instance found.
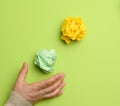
[34,49,56,73]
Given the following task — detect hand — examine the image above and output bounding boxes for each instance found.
[13,62,65,104]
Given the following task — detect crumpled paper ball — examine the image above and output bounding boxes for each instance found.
[34,49,56,73]
[61,17,86,44]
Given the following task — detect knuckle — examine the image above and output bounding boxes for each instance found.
[26,94,36,103]
[51,87,56,92]
[43,90,48,94]
[31,87,38,92]
[29,93,36,98]
[46,80,52,86]
[48,88,54,93]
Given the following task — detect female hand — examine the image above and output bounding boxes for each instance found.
[13,63,65,104]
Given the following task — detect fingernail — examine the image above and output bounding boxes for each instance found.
[23,62,26,66]
[60,73,65,78]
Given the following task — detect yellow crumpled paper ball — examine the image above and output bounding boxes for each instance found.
[61,17,86,44]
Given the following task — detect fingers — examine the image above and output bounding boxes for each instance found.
[42,75,64,94]
[34,74,65,101]
[36,73,65,90]
[17,62,28,83]
[43,82,65,99]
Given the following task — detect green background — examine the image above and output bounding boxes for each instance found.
[0,0,120,106]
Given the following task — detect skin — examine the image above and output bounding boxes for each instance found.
[13,62,65,105]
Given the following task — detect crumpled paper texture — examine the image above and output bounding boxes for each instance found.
[34,49,56,73]
[61,17,86,44]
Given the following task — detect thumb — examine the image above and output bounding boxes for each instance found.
[17,62,28,83]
